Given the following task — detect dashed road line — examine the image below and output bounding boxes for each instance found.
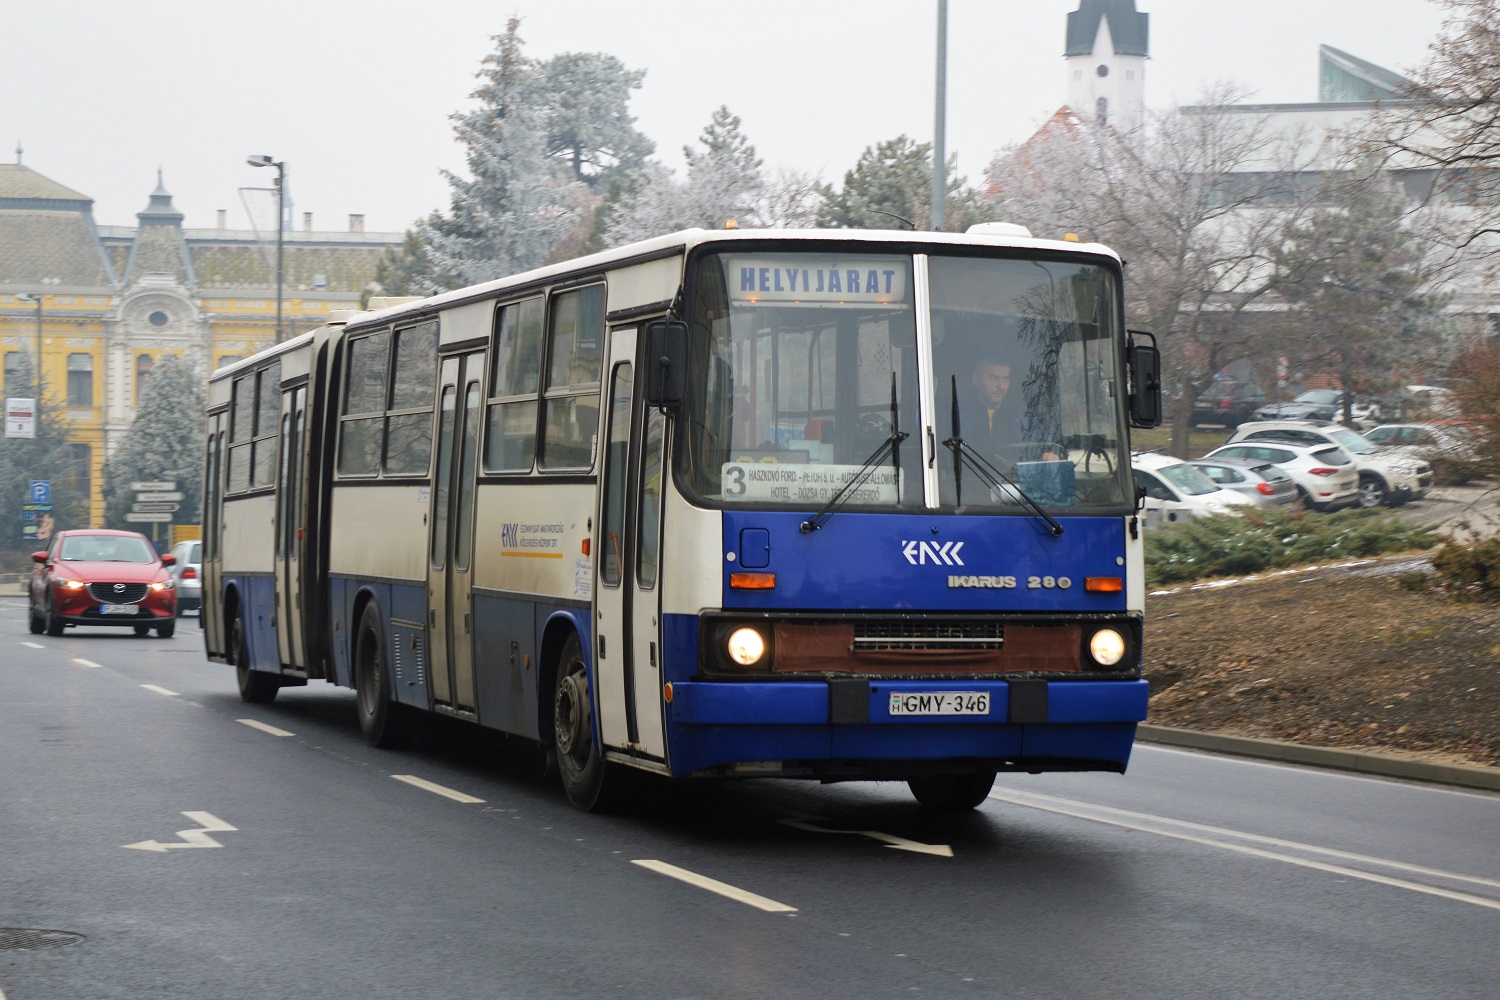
[632,859,798,913]
[989,788,1500,912]
[139,684,179,697]
[237,718,294,737]
[72,657,103,669]
[391,774,485,804]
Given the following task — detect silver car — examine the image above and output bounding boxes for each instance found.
[1203,441,1361,511]
[168,539,202,616]
[1227,420,1433,507]
[1187,457,1300,510]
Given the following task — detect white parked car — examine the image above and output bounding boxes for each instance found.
[1131,452,1256,527]
[1227,420,1432,507]
[1202,440,1361,511]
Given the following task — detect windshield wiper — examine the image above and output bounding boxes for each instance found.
[943,375,1064,537]
[801,373,908,533]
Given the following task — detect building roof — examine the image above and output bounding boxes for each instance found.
[1318,44,1416,102]
[0,163,92,203]
[1065,0,1149,58]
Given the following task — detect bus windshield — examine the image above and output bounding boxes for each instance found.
[680,250,1132,512]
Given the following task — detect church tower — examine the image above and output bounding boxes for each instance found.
[1064,0,1149,132]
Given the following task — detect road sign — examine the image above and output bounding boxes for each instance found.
[130,481,177,491]
[29,480,50,503]
[133,502,181,513]
[6,398,36,439]
[1276,354,1290,382]
[136,491,184,502]
[125,512,172,523]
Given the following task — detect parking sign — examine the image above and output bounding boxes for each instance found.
[30,481,50,504]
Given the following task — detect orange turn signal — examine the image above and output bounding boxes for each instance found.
[663,682,674,703]
[1085,576,1123,593]
[729,572,776,590]
[581,538,590,555]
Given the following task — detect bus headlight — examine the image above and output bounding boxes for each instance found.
[1088,628,1126,667]
[726,627,767,667]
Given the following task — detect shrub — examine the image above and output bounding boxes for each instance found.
[1145,506,1437,588]
[1429,526,1500,601]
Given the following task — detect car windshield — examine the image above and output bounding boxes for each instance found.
[1365,426,1398,445]
[1158,462,1221,497]
[60,535,156,563]
[1297,390,1340,405]
[1327,428,1375,454]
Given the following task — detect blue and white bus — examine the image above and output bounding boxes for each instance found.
[202,225,1162,811]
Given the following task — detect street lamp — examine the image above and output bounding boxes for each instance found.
[14,292,42,393]
[246,154,285,343]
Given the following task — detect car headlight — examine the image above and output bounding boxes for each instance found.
[55,577,86,590]
[150,579,175,592]
[726,627,767,667]
[1089,628,1127,667]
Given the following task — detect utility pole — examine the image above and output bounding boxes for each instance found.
[931,0,948,231]
[246,155,286,342]
[14,292,42,392]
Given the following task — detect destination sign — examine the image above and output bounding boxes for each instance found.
[727,256,907,306]
[720,462,898,504]
[125,512,172,523]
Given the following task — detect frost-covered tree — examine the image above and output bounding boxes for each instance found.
[605,106,770,245]
[102,355,204,534]
[418,19,586,285]
[817,135,981,231]
[537,52,653,186]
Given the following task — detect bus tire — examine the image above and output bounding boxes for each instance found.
[354,602,409,749]
[907,771,997,811]
[232,608,279,704]
[552,633,612,811]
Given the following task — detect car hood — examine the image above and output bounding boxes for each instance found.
[51,560,166,583]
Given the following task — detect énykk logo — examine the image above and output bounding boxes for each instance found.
[901,540,965,566]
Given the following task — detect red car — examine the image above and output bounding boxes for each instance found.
[29,529,178,638]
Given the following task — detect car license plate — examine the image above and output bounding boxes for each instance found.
[100,604,138,615]
[888,691,990,716]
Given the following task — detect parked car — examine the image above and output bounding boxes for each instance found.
[1252,389,1381,429]
[1186,456,1300,510]
[1191,380,1267,427]
[1131,452,1256,526]
[1365,422,1487,484]
[1227,420,1432,507]
[168,539,202,616]
[1202,440,1361,511]
[28,529,177,638]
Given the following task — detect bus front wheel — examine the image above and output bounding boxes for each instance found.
[232,609,279,704]
[907,771,997,812]
[354,602,409,749]
[553,634,611,811]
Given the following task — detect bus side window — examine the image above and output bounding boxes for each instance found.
[485,298,544,473]
[541,285,604,470]
[338,330,390,477]
[384,321,438,476]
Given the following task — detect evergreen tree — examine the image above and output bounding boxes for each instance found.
[102,355,204,537]
[537,52,653,186]
[817,136,981,231]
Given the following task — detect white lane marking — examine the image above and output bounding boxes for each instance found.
[995,789,1500,892]
[989,789,1500,912]
[632,859,798,913]
[390,774,485,804]
[139,684,179,697]
[21,641,43,649]
[72,657,103,669]
[778,817,953,857]
[123,811,237,852]
[237,718,294,737]
[1135,743,1500,800]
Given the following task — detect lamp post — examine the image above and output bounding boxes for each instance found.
[14,292,42,394]
[246,154,285,343]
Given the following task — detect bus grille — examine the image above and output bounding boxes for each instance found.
[88,582,147,604]
[852,621,1004,651]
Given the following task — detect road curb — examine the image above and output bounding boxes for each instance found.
[1137,724,1500,793]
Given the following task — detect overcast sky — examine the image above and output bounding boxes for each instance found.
[1,0,1450,235]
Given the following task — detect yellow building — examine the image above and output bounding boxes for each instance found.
[1,161,402,527]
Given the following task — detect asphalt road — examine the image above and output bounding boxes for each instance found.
[2,600,1497,999]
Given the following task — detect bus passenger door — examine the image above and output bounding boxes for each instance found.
[427,351,484,715]
[275,385,307,670]
[203,414,225,657]
[594,328,666,759]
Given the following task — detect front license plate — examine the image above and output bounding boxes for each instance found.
[888,691,990,716]
[100,604,138,615]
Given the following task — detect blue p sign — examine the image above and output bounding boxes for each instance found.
[30,481,50,503]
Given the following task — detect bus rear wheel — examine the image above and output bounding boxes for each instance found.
[553,634,612,811]
[232,609,279,704]
[354,602,409,749]
[907,771,997,812]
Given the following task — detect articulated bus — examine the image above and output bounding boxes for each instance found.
[203,225,1162,811]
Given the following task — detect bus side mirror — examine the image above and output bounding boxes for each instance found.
[1127,331,1162,428]
[643,319,688,410]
